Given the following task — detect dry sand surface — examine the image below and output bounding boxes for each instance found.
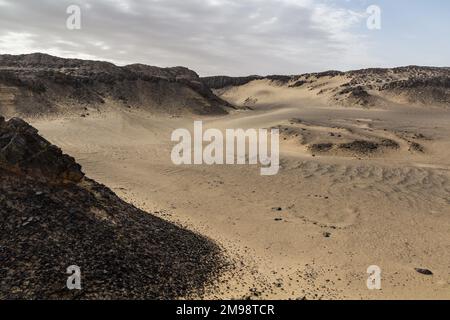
[29,81,450,300]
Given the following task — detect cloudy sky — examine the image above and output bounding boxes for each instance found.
[0,0,449,76]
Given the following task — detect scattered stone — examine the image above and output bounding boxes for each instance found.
[415,268,433,276]
[0,118,224,300]
[339,140,379,153]
[409,142,425,153]
[249,288,262,297]
[0,117,84,183]
[380,139,400,149]
[310,143,334,153]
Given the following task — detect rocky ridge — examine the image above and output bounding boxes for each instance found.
[0,116,223,299]
[202,66,450,108]
[0,53,231,117]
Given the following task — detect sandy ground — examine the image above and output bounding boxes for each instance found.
[30,83,450,300]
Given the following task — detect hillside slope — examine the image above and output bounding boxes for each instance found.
[0,116,223,299]
[0,53,230,118]
[203,66,450,109]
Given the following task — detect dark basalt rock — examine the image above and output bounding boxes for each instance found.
[0,118,223,300]
[409,142,425,153]
[0,117,83,183]
[310,143,334,153]
[415,268,433,276]
[265,75,293,84]
[201,75,263,89]
[202,66,450,108]
[339,140,379,153]
[380,139,400,149]
[339,86,369,97]
[289,80,308,88]
[0,53,230,117]
[381,76,450,90]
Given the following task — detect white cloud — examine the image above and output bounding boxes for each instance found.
[0,0,374,75]
[0,32,36,55]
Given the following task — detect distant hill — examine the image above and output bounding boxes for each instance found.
[202,66,450,108]
[0,53,231,118]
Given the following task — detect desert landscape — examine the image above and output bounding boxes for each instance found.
[1,53,449,300]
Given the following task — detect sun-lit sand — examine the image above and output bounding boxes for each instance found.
[28,79,450,300]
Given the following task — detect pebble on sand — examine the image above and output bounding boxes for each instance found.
[415,268,433,276]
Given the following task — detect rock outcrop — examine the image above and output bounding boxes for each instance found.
[202,75,263,89]
[202,66,450,108]
[0,116,83,183]
[0,117,223,299]
[0,53,231,117]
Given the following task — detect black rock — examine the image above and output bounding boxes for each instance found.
[0,118,223,300]
[415,268,433,276]
[0,53,230,117]
[0,117,84,183]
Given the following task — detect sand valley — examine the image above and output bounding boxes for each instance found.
[2,54,450,300]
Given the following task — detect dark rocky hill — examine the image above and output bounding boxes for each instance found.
[0,53,230,117]
[0,116,223,299]
[202,66,450,108]
[201,75,263,89]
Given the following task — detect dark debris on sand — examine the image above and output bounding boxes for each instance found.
[0,116,223,299]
